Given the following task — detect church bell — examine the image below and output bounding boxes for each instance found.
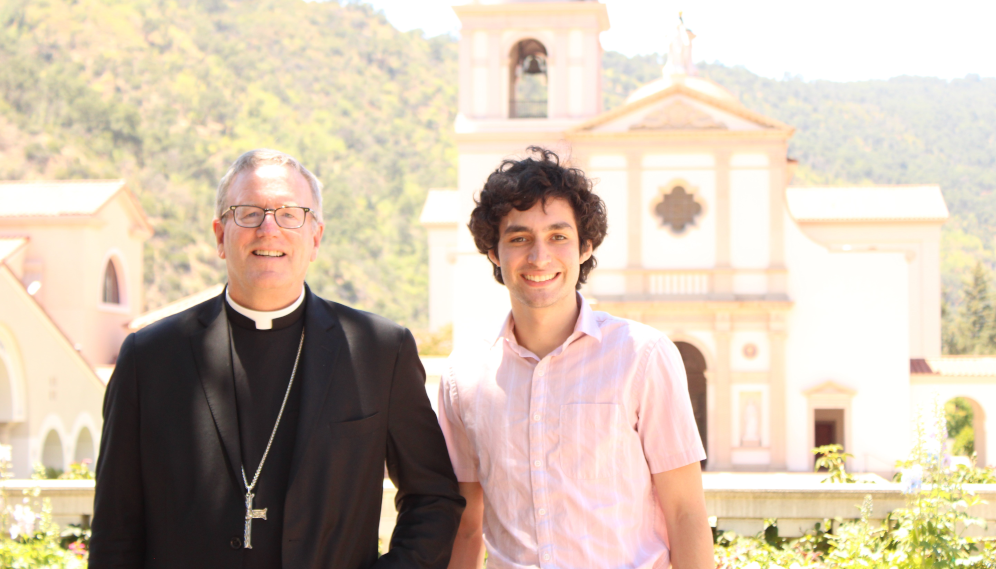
[524,55,543,75]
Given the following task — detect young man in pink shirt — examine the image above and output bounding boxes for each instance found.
[438,147,714,569]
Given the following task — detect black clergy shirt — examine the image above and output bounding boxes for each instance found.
[226,296,307,568]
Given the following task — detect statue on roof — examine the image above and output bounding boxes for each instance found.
[663,12,696,77]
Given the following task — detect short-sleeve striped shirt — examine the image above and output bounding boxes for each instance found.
[438,294,705,569]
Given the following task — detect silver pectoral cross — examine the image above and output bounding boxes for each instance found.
[243,491,267,549]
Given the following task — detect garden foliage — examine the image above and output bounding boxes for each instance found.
[0,446,88,567]
[716,401,995,568]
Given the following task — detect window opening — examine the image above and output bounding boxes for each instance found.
[813,408,845,469]
[509,39,548,118]
[103,261,121,304]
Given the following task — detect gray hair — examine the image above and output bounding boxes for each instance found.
[215,149,324,225]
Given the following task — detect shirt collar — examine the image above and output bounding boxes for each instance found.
[495,293,602,356]
[225,286,305,330]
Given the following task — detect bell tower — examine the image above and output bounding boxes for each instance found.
[433,2,610,351]
[453,1,609,124]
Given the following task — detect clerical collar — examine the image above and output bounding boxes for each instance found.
[225,287,305,330]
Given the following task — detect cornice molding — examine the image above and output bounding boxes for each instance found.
[453,3,610,31]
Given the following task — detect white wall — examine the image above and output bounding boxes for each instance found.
[426,226,457,331]
[453,152,515,352]
[784,213,911,473]
[586,156,628,297]
[641,156,716,269]
[729,165,770,296]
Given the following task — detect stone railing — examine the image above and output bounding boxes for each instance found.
[11,473,996,543]
[646,270,712,296]
[0,479,95,529]
[703,472,996,538]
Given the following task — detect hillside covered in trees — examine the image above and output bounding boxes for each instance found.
[2,0,995,346]
[0,0,456,325]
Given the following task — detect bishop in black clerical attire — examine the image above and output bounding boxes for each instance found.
[90,149,464,569]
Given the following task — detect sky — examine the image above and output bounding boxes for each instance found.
[362,0,996,83]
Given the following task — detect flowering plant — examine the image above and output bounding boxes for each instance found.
[0,445,87,568]
[714,398,994,568]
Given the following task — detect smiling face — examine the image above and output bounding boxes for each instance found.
[488,197,592,314]
[212,163,324,311]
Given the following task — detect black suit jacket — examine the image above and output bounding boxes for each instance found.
[90,288,464,568]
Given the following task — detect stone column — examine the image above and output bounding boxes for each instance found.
[769,312,788,470]
[767,147,787,299]
[626,151,644,296]
[713,312,732,469]
[713,150,733,299]
[487,31,502,119]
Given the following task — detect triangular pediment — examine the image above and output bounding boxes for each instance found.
[569,81,793,139]
[803,380,857,397]
[630,99,728,131]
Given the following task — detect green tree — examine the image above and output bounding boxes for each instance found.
[945,397,975,457]
[0,0,458,327]
[952,262,996,354]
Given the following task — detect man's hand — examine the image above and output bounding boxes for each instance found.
[447,482,485,569]
[653,462,714,569]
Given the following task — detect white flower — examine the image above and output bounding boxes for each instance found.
[744,563,762,569]
[0,444,11,463]
[9,503,37,539]
[924,439,942,460]
[901,464,923,494]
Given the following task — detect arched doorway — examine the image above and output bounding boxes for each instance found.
[675,341,707,467]
[946,397,987,467]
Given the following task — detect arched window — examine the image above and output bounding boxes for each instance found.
[41,430,64,473]
[103,260,121,304]
[509,39,548,118]
[0,353,12,423]
[74,427,95,464]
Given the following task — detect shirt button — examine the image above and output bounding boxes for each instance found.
[538,369,545,376]
[543,553,551,561]
[538,508,547,516]
[230,537,242,549]
[533,414,541,421]
[533,460,542,468]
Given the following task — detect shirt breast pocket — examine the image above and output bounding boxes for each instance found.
[559,403,624,480]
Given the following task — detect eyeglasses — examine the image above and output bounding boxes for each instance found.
[224,205,312,229]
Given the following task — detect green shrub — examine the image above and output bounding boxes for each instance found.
[0,447,88,568]
[715,399,995,568]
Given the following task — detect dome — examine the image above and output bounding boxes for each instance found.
[625,74,739,106]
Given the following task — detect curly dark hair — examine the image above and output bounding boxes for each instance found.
[468,147,608,289]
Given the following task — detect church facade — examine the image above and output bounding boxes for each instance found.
[421,1,994,474]
[0,180,150,477]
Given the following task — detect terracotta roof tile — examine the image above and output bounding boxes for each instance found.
[923,356,996,377]
[910,358,935,374]
[787,185,949,222]
[0,180,126,217]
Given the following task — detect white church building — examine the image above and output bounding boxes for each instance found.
[420,0,995,474]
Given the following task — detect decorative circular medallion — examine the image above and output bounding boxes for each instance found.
[742,343,758,359]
